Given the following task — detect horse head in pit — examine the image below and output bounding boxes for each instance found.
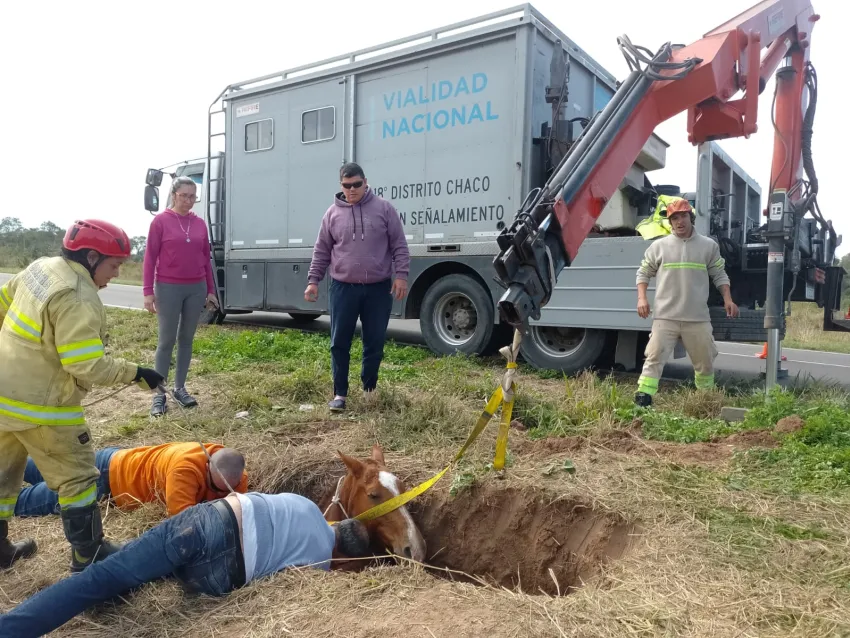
[328,444,426,563]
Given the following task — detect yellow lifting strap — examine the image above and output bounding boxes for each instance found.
[341,329,523,524]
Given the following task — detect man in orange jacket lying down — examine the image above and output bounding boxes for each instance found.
[15,442,248,518]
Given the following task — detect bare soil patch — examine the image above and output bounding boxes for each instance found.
[409,484,636,596]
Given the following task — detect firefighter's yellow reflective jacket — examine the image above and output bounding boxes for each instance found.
[636,194,691,240]
[0,257,138,431]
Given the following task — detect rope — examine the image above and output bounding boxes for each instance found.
[322,475,351,520]
[81,382,136,408]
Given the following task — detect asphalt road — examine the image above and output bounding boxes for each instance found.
[4,273,848,388]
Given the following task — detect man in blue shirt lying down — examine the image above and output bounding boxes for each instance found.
[0,492,372,637]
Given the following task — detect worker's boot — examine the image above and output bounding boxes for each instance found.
[634,392,653,408]
[0,520,37,569]
[61,503,125,573]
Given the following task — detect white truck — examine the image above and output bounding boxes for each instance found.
[143,4,841,374]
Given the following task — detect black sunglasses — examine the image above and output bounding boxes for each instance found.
[341,180,364,190]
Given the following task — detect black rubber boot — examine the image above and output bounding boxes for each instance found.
[0,520,37,569]
[634,391,653,408]
[61,503,125,573]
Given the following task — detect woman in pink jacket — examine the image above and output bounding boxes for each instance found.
[143,176,218,417]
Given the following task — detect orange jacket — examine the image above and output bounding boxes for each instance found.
[108,442,248,516]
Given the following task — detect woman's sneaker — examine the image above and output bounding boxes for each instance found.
[172,387,199,408]
[150,393,168,417]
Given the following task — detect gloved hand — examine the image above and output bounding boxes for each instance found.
[134,367,165,391]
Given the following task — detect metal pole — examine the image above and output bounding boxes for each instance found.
[763,52,803,394]
[764,327,780,390]
[763,190,787,394]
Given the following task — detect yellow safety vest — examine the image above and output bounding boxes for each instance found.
[0,257,137,431]
[636,194,690,240]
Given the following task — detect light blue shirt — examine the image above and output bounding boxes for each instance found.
[235,492,335,584]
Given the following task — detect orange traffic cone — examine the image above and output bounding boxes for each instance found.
[844,306,850,320]
[756,342,786,361]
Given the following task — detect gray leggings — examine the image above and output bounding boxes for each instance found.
[154,280,207,390]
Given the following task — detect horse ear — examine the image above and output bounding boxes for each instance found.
[371,443,385,465]
[338,450,364,478]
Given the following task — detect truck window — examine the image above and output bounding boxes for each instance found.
[188,174,203,202]
[245,119,274,152]
[301,107,335,143]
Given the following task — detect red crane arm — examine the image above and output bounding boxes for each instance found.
[492,0,821,328]
[556,0,819,261]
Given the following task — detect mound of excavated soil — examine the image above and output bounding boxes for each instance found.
[409,484,635,596]
[775,414,804,434]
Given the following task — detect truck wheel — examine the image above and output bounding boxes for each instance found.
[199,308,226,326]
[420,274,495,356]
[519,325,608,374]
[289,312,322,323]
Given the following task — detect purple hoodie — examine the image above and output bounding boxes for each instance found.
[308,188,410,285]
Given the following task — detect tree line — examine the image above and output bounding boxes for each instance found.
[0,217,146,269]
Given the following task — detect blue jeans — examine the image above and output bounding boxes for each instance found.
[329,278,393,397]
[15,447,120,517]
[0,499,244,638]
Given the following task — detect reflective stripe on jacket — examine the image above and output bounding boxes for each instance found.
[0,257,138,431]
[635,230,730,322]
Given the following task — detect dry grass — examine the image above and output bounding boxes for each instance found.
[1,309,849,637]
[785,301,850,353]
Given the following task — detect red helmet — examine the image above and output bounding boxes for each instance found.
[63,219,131,258]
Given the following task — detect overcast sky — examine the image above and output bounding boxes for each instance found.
[2,0,844,255]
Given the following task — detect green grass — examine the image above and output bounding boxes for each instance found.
[193,326,432,376]
[621,406,757,443]
[610,386,850,496]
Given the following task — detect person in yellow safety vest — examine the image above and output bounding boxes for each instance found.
[0,219,165,573]
[635,194,692,240]
[634,199,739,407]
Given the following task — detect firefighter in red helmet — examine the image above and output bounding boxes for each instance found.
[0,219,164,573]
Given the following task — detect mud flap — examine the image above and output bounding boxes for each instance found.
[821,266,850,333]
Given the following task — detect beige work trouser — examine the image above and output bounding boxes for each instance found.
[0,425,99,521]
[637,319,718,396]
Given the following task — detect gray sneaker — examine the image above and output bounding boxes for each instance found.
[328,398,346,412]
[172,387,198,408]
[150,393,168,417]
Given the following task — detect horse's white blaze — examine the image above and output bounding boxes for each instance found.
[379,470,426,561]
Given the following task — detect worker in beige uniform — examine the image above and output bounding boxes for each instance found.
[634,198,739,407]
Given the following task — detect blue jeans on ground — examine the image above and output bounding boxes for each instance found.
[0,499,244,638]
[329,278,394,397]
[15,447,120,517]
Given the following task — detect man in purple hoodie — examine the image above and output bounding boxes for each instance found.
[305,163,410,412]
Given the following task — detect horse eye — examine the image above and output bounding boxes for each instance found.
[368,492,380,500]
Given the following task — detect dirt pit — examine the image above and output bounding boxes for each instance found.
[268,463,637,598]
[408,484,636,597]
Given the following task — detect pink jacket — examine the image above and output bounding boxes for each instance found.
[143,210,215,297]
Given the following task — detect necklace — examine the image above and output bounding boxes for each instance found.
[175,213,192,243]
